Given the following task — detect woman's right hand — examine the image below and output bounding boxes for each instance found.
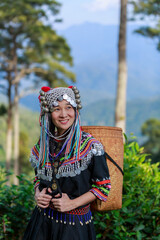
[35,188,52,208]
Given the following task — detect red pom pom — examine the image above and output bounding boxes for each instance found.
[68,86,73,89]
[41,86,51,92]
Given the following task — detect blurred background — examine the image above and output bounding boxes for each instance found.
[0,0,159,177]
[0,1,160,239]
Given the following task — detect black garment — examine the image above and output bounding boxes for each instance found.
[23,207,96,240]
[23,132,111,240]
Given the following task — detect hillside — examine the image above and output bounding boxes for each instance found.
[81,96,160,141]
[0,107,40,164]
[60,22,160,102]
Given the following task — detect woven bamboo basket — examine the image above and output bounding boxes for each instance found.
[82,126,124,211]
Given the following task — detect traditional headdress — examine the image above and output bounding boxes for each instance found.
[39,86,82,114]
[38,86,82,168]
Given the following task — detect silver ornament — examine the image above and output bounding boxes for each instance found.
[74,89,79,94]
[78,104,82,109]
[72,86,77,90]
[40,91,45,96]
[42,101,47,106]
[57,96,63,101]
[44,107,49,113]
[76,99,81,104]
[40,96,45,101]
[91,149,97,155]
[53,101,59,107]
[75,94,80,99]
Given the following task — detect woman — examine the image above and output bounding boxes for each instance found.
[23,86,111,240]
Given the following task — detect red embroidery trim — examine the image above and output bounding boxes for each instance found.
[49,203,90,215]
[94,179,111,185]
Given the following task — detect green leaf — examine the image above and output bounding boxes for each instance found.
[122,199,132,207]
[136,231,142,240]
[96,233,102,239]
[134,224,145,231]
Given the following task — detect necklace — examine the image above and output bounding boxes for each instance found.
[45,126,72,140]
[49,136,70,160]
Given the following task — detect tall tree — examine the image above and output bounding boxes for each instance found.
[0,0,75,184]
[115,0,128,133]
[129,0,160,51]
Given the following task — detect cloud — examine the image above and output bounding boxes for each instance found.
[84,0,119,12]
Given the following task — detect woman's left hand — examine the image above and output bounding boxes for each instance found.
[51,193,75,212]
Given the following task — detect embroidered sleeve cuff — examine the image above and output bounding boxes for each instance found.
[90,179,111,201]
[90,188,108,201]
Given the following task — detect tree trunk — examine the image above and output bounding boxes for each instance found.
[6,72,13,185]
[115,0,127,133]
[13,84,20,185]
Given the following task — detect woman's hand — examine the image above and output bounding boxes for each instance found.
[51,193,75,212]
[35,188,52,208]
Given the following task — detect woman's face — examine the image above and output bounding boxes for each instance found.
[51,100,75,135]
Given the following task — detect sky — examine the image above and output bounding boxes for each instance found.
[54,0,154,30]
[56,0,120,29]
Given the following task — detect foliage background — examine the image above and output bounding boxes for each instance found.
[0,139,159,239]
[0,0,160,239]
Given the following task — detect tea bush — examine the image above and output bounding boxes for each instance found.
[94,139,160,239]
[0,139,159,239]
[0,175,35,240]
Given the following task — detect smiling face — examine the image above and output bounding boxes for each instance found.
[51,100,75,136]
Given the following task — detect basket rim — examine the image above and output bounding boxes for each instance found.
[81,126,123,132]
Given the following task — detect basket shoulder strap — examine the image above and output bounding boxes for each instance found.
[105,152,124,176]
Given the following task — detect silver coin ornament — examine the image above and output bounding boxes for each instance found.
[71,87,82,110]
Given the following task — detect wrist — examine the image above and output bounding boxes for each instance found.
[35,187,40,200]
[71,198,78,209]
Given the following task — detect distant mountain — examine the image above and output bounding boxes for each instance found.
[59,22,160,102]
[80,96,160,141]
[18,94,160,142]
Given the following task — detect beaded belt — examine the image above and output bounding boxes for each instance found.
[37,204,93,226]
[49,203,90,215]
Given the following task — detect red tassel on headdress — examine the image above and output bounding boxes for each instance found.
[41,86,51,92]
[68,86,73,89]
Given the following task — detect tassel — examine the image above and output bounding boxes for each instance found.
[64,214,66,224]
[69,214,72,225]
[56,212,59,223]
[72,215,75,225]
[60,213,63,223]
[44,208,46,216]
[48,208,51,218]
